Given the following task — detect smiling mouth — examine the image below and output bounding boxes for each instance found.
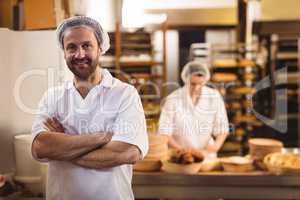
[76,63,88,66]
[72,58,90,65]
[74,62,91,69]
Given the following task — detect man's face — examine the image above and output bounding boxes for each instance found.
[189,74,206,96]
[63,27,101,80]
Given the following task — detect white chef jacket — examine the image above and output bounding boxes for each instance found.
[31,69,148,200]
[159,85,229,152]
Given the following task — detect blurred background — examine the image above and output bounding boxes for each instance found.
[0,0,300,198]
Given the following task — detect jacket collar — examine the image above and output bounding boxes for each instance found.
[64,68,114,90]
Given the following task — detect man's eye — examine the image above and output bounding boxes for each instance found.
[66,45,77,51]
[83,44,92,49]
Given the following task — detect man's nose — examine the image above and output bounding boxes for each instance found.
[74,47,85,58]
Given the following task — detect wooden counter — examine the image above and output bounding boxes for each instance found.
[132,171,300,200]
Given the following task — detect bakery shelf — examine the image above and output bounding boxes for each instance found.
[276,52,298,60]
[112,22,167,102]
[213,59,256,68]
[276,72,300,85]
[119,61,164,67]
[199,42,262,154]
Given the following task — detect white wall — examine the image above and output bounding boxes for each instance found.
[142,0,236,9]
[0,28,13,173]
[123,0,236,27]
[86,0,122,31]
[65,0,121,31]
[0,29,62,173]
[166,31,179,84]
[154,30,179,83]
[154,30,179,93]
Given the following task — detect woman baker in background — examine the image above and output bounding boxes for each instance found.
[159,61,229,158]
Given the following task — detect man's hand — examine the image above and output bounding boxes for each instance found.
[44,118,65,133]
[32,131,113,161]
[72,141,141,169]
[98,132,113,145]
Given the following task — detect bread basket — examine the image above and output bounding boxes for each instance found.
[249,138,283,161]
[220,156,254,173]
[133,133,168,172]
[133,159,162,172]
[264,152,300,174]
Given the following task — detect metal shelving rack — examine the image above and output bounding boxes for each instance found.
[190,42,263,155]
[267,35,300,147]
[253,20,300,147]
[102,22,168,133]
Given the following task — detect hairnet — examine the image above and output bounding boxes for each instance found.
[181,61,211,83]
[56,16,110,54]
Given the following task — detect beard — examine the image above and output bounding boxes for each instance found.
[67,56,99,81]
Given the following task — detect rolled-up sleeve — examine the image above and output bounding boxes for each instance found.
[31,90,56,162]
[111,86,149,159]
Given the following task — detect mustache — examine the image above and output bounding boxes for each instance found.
[71,58,92,65]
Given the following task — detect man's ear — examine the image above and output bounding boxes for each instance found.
[63,50,67,59]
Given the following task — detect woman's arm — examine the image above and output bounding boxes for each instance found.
[167,135,183,150]
[204,132,229,153]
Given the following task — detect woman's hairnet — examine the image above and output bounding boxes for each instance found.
[181,61,211,83]
[56,16,110,54]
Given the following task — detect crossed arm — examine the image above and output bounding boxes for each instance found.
[32,118,142,169]
[72,141,141,169]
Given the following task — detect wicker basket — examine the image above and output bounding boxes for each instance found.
[264,152,300,174]
[249,138,283,161]
[133,159,162,172]
[144,133,169,161]
[220,156,254,173]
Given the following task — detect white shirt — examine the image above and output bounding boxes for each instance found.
[31,69,148,200]
[159,85,229,151]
